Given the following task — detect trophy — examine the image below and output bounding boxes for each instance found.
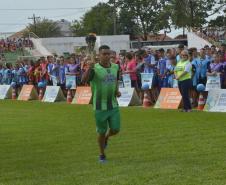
[85,33,96,64]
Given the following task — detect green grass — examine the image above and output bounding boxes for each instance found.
[0,100,226,185]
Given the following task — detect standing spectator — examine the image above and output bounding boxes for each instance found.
[34,60,42,84]
[207,54,223,76]
[65,56,80,86]
[3,63,12,85]
[47,55,55,85]
[124,52,138,89]
[143,49,156,73]
[205,47,213,62]
[18,62,27,87]
[199,48,210,85]
[40,57,48,84]
[210,45,217,55]
[176,44,184,62]
[27,60,36,85]
[166,56,177,88]
[220,52,226,88]
[59,56,67,89]
[0,63,3,84]
[190,48,200,87]
[220,43,226,61]
[157,48,167,88]
[12,63,19,87]
[174,50,192,112]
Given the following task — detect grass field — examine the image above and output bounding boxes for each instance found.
[1,100,226,185]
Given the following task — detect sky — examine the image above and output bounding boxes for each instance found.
[0,0,107,34]
[0,0,223,38]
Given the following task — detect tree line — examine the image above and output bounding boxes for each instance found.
[26,0,226,39]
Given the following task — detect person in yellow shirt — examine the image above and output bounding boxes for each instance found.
[174,50,192,112]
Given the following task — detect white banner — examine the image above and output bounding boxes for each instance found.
[43,86,65,102]
[204,89,226,112]
[117,87,141,107]
[205,74,221,91]
[0,85,11,99]
[50,75,58,86]
[122,74,131,88]
[141,73,154,89]
[66,75,76,89]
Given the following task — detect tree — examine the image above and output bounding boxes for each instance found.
[71,3,114,36]
[117,8,141,37]
[110,0,169,40]
[25,18,61,38]
[70,20,85,37]
[169,0,226,29]
[208,15,226,27]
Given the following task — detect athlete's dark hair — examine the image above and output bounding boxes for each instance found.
[99,45,110,52]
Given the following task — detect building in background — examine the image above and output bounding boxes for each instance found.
[56,19,73,37]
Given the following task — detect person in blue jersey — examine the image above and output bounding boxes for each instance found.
[3,63,12,85]
[11,63,19,87]
[144,49,159,93]
[0,63,4,84]
[143,49,156,73]
[189,48,200,87]
[205,47,213,62]
[22,60,29,84]
[18,62,28,87]
[157,48,167,88]
[199,48,210,85]
[166,56,177,88]
[189,48,200,107]
[49,58,60,86]
[187,49,200,107]
[58,56,67,91]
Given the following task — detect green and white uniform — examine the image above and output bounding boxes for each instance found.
[89,63,120,134]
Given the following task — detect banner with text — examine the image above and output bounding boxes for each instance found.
[117,87,141,107]
[204,89,226,112]
[122,74,131,88]
[72,86,92,104]
[0,85,12,99]
[205,74,221,91]
[50,75,58,86]
[141,73,154,89]
[154,88,182,109]
[18,85,38,101]
[66,75,76,89]
[42,86,65,102]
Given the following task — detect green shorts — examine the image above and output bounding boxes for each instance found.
[94,108,120,134]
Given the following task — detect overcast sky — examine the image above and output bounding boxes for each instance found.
[0,0,107,33]
[0,0,223,38]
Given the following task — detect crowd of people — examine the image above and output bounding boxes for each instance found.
[196,27,226,44]
[0,42,226,108]
[0,37,33,58]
